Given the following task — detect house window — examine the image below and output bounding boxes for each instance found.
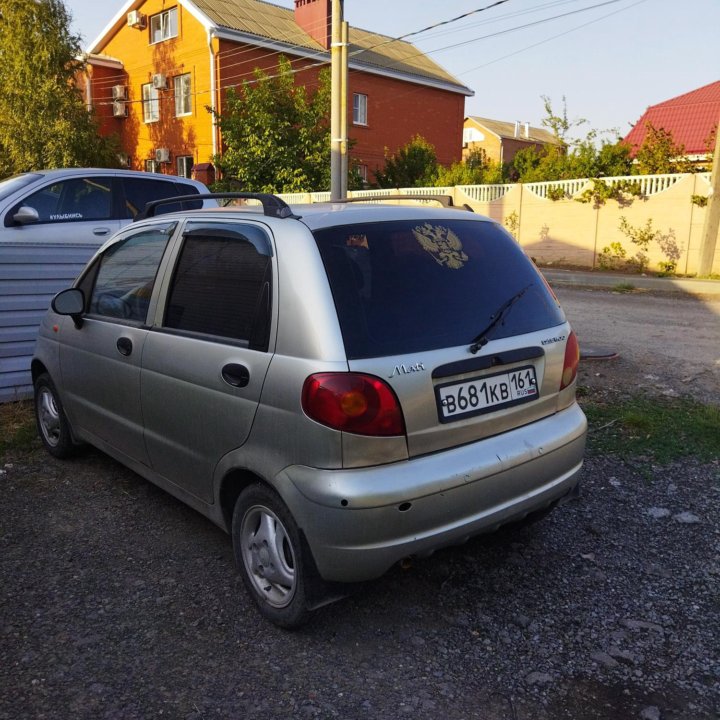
[353,93,368,126]
[144,159,160,174]
[142,83,159,123]
[174,74,192,116]
[177,156,193,178]
[150,7,178,44]
[357,164,368,184]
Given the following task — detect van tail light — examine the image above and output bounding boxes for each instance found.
[560,331,580,390]
[302,373,405,436]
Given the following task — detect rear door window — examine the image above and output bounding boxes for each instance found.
[313,219,565,359]
[162,222,273,349]
[120,178,201,219]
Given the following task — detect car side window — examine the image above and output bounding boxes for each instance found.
[120,178,201,219]
[88,223,177,322]
[163,222,273,349]
[18,177,113,223]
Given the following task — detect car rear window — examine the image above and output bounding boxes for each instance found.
[313,219,565,359]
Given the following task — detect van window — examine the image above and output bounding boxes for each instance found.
[314,219,565,359]
[163,223,272,348]
[120,178,201,219]
[18,178,112,223]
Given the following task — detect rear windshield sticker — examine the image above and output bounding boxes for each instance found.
[413,223,469,270]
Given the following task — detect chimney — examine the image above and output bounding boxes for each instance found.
[294,0,332,50]
[524,122,530,138]
[514,121,520,138]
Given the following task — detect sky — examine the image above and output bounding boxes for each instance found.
[63,0,720,141]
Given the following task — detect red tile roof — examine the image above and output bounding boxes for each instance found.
[624,80,720,155]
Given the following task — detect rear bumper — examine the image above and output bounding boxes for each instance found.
[278,402,587,583]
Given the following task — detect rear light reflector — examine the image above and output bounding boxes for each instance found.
[302,373,405,436]
[560,331,580,390]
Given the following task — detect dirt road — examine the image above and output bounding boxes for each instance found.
[555,287,720,404]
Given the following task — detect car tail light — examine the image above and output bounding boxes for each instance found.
[560,331,580,390]
[302,373,405,436]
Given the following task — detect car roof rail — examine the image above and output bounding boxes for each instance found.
[332,194,474,212]
[135,192,300,221]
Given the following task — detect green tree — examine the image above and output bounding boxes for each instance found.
[436,148,504,186]
[633,122,693,174]
[0,0,118,177]
[540,95,587,149]
[210,57,331,193]
[375,135,438,188]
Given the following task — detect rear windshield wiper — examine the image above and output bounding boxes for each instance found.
[469,283,533,354]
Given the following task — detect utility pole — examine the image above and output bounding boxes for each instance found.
[340,20,349,198]
[698,118,720,276]
[330,0,347,200]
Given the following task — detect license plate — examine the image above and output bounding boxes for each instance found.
[435,365,538,422]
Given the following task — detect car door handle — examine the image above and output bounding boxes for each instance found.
[116,337,133,356]
[93,227,111,236]
[221,363,250,388]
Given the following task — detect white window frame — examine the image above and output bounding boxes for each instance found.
[353,93,368,126]
[174,74,192,117]
[150,7,178,44]
[177,156,193,178]
[142,83,160,123]
[144,159,160,174]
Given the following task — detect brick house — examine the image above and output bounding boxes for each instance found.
[82,0,472,186]
[623,80,720,164]
[462,116,561,166]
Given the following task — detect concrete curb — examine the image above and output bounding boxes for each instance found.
[542,269,720,297]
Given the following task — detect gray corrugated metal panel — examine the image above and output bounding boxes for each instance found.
[0,309,46,328]
[1,355,31,374]
[0,325,40,343]
[0,340,36,359]
[1,279,70,295]
[0,244,99,264]
[0,379,33,403]
[0,294,54,313]
[0,264,86,281]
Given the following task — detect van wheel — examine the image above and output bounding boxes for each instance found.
[232,484,311,629]
[34,373,75,458]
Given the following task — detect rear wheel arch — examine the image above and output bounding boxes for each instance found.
[219,468,266,532]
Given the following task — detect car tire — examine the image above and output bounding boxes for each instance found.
[34,373,76,459]
[232,484,313,629]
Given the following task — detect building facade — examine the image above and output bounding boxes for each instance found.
[462,116,561,166]
[83,0,472,186]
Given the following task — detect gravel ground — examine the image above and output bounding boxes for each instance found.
[1,288,719,720]
[1,446,717,720]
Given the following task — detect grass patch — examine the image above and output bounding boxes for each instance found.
[612,282,636,293]
[582,394,720,464]
[0,401,37,458]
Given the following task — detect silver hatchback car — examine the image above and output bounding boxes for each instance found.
[33,193,586,627]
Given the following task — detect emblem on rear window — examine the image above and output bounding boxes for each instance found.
[413,223,469,270]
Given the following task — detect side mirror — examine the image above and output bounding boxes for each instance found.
[12,206,40,225]
[52,288,85,328]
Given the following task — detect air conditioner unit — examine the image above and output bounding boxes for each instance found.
[112,85,127,100]
[112,100,128,118]
[152,73,168,90]
[155,148,171,163]
[127,10,146,29]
